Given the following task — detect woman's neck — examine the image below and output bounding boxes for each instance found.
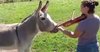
[85,13,94,17]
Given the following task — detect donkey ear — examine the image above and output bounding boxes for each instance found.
[41,0,49,12]
[36,1,42,12]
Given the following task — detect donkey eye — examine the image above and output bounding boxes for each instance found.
[41,18,45,20]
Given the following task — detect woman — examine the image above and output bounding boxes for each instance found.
[57,1,100,52]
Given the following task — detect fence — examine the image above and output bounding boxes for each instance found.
[0,0,33,3]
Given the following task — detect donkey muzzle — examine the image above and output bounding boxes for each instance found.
[50,26,59,33]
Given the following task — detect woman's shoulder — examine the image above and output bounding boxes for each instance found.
[94,14,100,19]
[79,14,100,24]
[93,14,100,22]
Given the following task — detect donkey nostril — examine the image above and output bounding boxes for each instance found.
[41,18,45,20]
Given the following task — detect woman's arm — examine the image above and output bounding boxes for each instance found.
[58,27,83,38]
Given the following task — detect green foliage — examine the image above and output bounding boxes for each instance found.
[0,0,100,52]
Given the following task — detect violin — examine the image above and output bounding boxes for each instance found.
[57,14,87,27]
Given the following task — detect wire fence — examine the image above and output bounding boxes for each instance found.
[0,0,34,3]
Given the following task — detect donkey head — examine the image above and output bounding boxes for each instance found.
[34,1,58,33]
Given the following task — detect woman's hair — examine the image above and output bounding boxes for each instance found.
[81,1,99,14]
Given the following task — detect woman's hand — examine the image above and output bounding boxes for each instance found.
[57,27,65,31]
[56,26,68,35]
[50,26,64,33]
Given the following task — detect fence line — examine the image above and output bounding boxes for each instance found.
[0,0,33,3]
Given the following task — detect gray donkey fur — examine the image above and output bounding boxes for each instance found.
[0,1,58,52]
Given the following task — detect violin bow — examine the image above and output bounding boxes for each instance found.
[71,9,75,20]
[57,9,76,27]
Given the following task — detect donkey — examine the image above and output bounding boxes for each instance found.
[0,1,58,52]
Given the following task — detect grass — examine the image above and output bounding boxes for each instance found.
[0,0,100,52]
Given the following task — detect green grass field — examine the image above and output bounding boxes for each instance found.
[0,0,100,52]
